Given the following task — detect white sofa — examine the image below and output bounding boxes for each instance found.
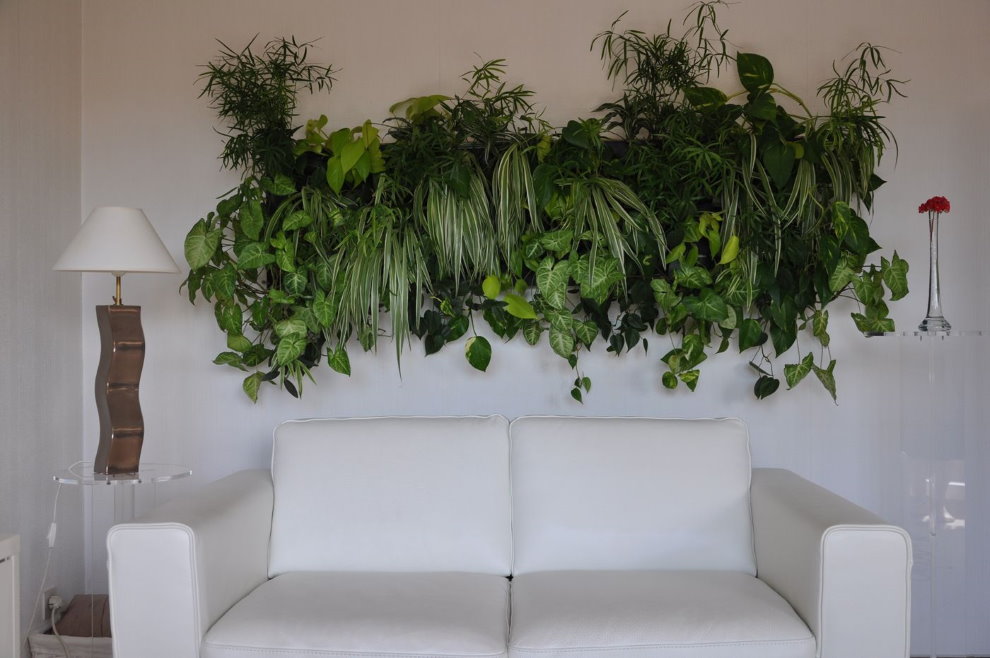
[107,416,912,658]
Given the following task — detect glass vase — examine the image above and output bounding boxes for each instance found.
[919,213,951,332]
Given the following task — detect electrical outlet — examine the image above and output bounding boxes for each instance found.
[43,587,58,621]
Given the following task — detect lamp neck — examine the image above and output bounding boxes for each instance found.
[114,275,122,305]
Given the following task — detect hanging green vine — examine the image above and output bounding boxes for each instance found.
[183,2,908,403]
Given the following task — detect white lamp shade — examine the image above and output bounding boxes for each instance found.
[54,206,179,274]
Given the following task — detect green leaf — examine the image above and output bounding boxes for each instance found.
[573,255,622,304]
[326,159,345,194]
[739,318,767,352]
[312,291,335,328]
[763,141,795,189]
[242,372,263,403]
[523,321,543,345]
[242,345,270,367]
[268,289,295,305]
[661,371,678,389]
[832,201,853,239]
[339,140,365,173]
[770,322,797,356]
[274,239,296,272]
[523,320,543,345]
[683,86,728,110]
[275,318,307,338]
[236,242,275,269]
[545,309,572,333]
[465,336,492,371]
[683,289,729,323]
[570,387,583,403]
[217,194,242,217]
[296,305,319,334]
[283,210,313,232]
[561,119,598,152]
[315,261,334,290]
[205,264,236,300]
[574,320,598,348]
[813,360,837,402]
[812,309,830,347]
[853,273,882,305]
[537,258,570,310]
[651,278,679,311]
[744,92,777,121]
[226,333,252,353]
[270,174,296,196]
[503,293,537,319]
[829,258,857,293]
[446,315,469,342]
[679,369,700,392]
[482,275,501,300]
[389,94,450,119]
[719,235,740,265]
[538,229,573,254]
[214,300,243,334]
[184,220,221,269]
[754,375,780,399]
[275,335,306,366]
[852,311,895,334]
[283,270,306,296]
[673,264,712,289]
[737,52,774,92]
[549,326,575,358]
[328,345,351,376]
[213,351,246,370]
[883,252,909,301]
[784,352,814,389]
[240,198,264,241]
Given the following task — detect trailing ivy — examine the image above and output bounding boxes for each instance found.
[184,2,908,403]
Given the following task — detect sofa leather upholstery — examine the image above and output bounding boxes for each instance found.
[202,571,510,658]
[508,570,815,658]
[509,416,755,574]
[752,468,912,658]
[269,415,512,576]
[107,416,911,658]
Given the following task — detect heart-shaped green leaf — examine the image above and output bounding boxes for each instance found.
[465,336,492,371]
[737,52,774,92]
[184,220,221,270]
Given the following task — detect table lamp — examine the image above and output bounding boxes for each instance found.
[54,207,178,475]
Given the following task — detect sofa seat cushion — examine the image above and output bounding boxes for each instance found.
[202,571,510,658]
[509,571,815,658]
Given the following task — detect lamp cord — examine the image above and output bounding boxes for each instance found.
[24,482,62,655]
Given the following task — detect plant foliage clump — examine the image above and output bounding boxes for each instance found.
[184,2,908,403]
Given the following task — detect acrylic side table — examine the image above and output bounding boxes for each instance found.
[40,463,191,655]
[53,462,191,523]
[867,330,987,657]
[53,462,191,591]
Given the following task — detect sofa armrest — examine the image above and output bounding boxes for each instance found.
[107,469,273,658]
[751,468,912,658]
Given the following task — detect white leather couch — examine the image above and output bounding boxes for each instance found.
[107,416,912,658]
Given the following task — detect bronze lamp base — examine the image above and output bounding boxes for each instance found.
[94,305,145,475]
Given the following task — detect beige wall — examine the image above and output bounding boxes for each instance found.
[77,0,990,654]
[0,0,85,652]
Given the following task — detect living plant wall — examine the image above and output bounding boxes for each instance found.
[183,2,908,403]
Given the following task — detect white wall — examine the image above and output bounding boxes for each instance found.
[0,0,85,653]
[79,0,990,654]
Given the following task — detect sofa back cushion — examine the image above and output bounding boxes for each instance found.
[268,415,512,576]
[510,416,756,575]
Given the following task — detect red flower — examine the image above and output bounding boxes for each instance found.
[919,196,950,214]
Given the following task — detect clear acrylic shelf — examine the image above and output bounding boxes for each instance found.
[864,329,986,339]
[53,462,191,486]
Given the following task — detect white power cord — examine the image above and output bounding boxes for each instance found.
[24,481,62,656]
[49,594,70,657]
